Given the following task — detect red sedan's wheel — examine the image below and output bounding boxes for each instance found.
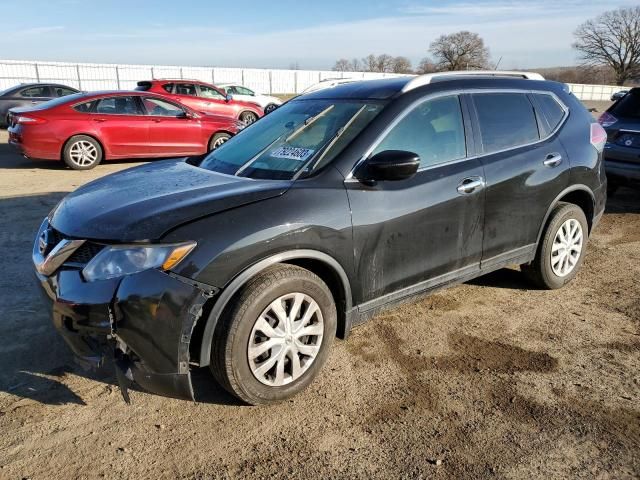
[63,135,103,170]
[208,132,231,152]
[239,111,259,125]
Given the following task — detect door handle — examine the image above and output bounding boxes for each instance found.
[457,176,485,194]
[93,118,106,123]
[543,153,562,167]
[152,118,162,123]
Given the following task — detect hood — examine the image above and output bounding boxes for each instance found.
[50,159,292,241]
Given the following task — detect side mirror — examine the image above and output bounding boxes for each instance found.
[360,150,420,182]
[178,111,194,119]
[225,94,233,102]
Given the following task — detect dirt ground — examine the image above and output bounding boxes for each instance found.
[0,101,638,479]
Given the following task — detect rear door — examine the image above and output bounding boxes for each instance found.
[470,91,569,266]
[347,94,485,304]
[141,96,204,156]
[90,96,150,157]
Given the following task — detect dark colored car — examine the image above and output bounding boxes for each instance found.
[136,80,264,125]
[8,91,243,170]
[599,87,640,193]
[0,83,79,128]
[33,72,607,405]
[610,90,629,102]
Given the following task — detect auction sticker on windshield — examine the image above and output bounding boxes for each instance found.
[270,146,315,161]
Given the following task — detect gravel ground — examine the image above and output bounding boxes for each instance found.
[0,106,638,480]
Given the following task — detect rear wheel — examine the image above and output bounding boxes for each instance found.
[63,135,102,170]
[208,132,231,152]
[239,111,259,125]
[210,264,336,405]
[264,103,278,114]
[522,202,588,289]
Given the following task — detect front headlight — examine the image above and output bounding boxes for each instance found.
[82,242,196,282]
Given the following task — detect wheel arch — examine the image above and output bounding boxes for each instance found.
[535,185,595,247]
[61,133,106,161]
[196,249,353,367]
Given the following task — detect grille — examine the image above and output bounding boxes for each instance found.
[67,242,105,265]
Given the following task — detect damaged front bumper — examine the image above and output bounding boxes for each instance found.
[35,266,217,402]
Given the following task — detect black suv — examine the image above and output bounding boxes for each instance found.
[33,72,607,405]
[599,87,640,193]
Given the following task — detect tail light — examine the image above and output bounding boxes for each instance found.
[590,123,607,153]
[15,115,47,125]
[597,112,617,127]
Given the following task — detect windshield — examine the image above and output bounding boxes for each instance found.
[198,99,385,180]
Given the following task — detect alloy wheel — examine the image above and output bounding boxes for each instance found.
[248,293,324,387]
[551,218,583,277]
[240,112,258,125]
[68,140,98,167]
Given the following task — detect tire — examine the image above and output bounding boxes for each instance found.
[522,202,589,289]
[239,111,259,125]
[208,132,231,152]
[63,135,103,170]
[210,264,337,405]
[264,103,278,115]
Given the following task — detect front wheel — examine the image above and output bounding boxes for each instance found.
[208,132,231,152]
[522,202,588,289]
[264,103,279,115]
[210,264,336,405]
[239,111,259,125]
[63,135,103,170]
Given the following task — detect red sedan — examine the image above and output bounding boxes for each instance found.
[136,79,264,125]
[8,91,243,170]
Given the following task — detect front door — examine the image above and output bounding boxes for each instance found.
[347,94,485,305]
[141,97,203,156]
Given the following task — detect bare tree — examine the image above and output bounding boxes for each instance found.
[416,58,439,74]
[428,31,491,71]
[391,56,413,73]
[361,54,378,72]
[333,58,351,72]
[573,7,640,85]
[350,58,361,71]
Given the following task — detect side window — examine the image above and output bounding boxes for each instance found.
[95,97,142,115]
[175,83,197,96]
[20,86,49,97]
[55,87,77,97]
[237,86,254,96]
[534,93,566,132]
[473,93,539,153]
[373,95,467,168]
[162,83,174,93]
[143,97,185,117]
[73,100,99,113]
[198,85,226,100]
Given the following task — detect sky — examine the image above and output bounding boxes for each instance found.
[2,0,638,70]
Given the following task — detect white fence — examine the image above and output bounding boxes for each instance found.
[0,59,623,100]
[0,60,397,95]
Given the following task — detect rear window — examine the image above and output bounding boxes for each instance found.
[20,86,49,97]
[473,93,540,153]
[95,97,142,115]
[73,99,99,113]
[610,88,640,119]
[534,93,566,131]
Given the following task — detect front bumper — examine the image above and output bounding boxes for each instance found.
[35,266,217,402]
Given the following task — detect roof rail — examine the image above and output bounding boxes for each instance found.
[401,70,545,92]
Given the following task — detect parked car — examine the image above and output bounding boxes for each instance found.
[610,90,629,102]
[599,87,640,193]
[8,91,242,170]
[33,72,606,405]
[0,83,79,128]
[136,80,263,125]
[217,83,282,114]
